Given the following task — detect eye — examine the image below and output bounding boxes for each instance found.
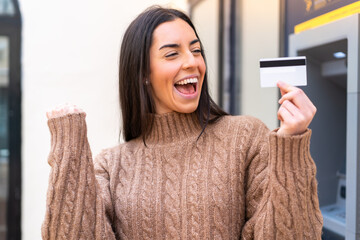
[165,52,178,58]
[192,49,202,54]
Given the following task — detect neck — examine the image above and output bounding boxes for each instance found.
[144,111,202,145]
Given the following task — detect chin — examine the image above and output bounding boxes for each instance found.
[176,102,199,114]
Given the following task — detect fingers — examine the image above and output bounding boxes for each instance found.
[276,81,317,135]
[278,88,306,105]
[46,103,85,120]
[277,81,296,96]
[278,100,301,118]
[277,81,317,118]
[277,100,307,135]
[277,101,291,121]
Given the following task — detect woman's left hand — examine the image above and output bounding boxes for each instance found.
[277,81,317,136]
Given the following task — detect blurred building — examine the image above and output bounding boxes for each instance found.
[0,0,280,239]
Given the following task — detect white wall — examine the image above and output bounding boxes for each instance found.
[19,0,187,239]
[240,0,280,130]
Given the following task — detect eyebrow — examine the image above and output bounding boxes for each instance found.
[159,39,200,50]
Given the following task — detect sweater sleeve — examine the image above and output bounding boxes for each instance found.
[241,120,323,239]
[41,113,116,240]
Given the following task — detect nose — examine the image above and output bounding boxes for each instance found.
[182,51,197,69]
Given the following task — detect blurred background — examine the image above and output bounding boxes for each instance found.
[1,0,359,239]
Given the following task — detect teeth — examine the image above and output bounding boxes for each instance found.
[176,78,198,85]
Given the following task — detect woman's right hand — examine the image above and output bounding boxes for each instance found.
[46,103,85,120]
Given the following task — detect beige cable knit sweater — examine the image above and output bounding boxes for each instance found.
[42,112,323,239]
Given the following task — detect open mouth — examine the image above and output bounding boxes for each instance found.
[174,77,198,95]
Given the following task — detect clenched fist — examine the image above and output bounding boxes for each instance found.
[46,103,85,120]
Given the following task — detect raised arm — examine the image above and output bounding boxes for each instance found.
[42,104,115,240]
[241,122,323,239]
[241,83,323,239]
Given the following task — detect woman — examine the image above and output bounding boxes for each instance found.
[42,6,323,240]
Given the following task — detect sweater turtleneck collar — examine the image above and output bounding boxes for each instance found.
[145,111,203,145]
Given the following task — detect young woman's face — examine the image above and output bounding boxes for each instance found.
[149,18,206,114]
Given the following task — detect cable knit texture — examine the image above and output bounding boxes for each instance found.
[42,112,323,239]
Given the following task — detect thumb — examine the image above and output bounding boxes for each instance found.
[277,81,287,96]
[280,88,285,97]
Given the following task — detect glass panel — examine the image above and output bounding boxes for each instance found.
[0,0,15,16]
[0,36,9,240]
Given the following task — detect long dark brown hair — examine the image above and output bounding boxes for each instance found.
[119,6,227,142]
